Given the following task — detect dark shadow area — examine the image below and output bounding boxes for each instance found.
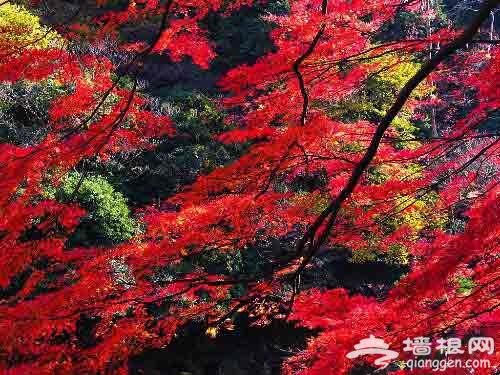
[129,318,312,375]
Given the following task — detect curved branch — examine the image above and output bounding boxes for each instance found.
[294,0,500,273]
[292,0,328,126]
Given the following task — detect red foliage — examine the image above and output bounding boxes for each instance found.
[0,0,499,374]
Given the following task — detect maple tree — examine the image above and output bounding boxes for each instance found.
[0,0,499,374]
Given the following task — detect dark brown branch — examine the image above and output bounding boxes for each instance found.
[292,0,328,126]
[293,0,500,274]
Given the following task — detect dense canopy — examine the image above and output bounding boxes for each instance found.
[0,0,499,374]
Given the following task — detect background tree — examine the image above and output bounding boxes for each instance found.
[0,0,499,374]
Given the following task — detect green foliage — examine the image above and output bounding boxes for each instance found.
[205,1,288,70]
[289,169,328,193]
[456,276,475,296]
[384,244,410,265]
[328,56,431,148]
[55,173,137,247]
[379,191,447,234]
[0,3,62,48]
[171,93,228,143]
[378,12,428,42]
[111,73,136,91]
[96,93,244,205]
[199,248,266,277]
[0,80,66,146]
[151,246,266,285]
[148,246,263,312]
[349,242,410,266]
[289,191,330,215]
[376,7,447,43]
[367,163,423,185]
[349,248,378,263]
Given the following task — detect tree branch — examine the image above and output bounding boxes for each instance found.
[293,0,500,275]
[292,0,328,126]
